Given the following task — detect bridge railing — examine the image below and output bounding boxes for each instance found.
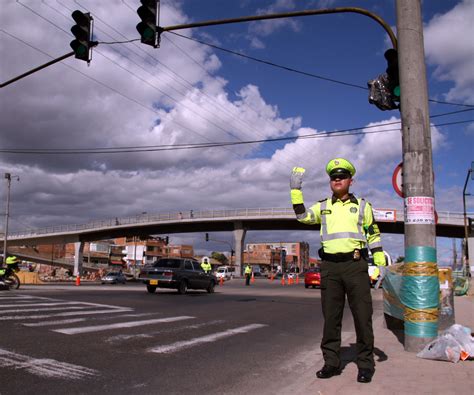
[6,208,471,239]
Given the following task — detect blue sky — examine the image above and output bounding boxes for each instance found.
[1,0,473,264]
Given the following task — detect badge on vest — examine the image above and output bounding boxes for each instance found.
[350,207,358,213]
[321,209,332,215]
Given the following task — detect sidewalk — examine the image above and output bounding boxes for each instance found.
[278,295,473,395]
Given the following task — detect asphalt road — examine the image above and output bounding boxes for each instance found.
[0,279,384,395]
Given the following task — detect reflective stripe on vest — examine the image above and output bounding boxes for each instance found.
[320,198,366,242]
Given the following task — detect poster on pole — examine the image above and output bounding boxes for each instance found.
[404,196,435,224]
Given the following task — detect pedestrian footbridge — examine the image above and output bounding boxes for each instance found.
[3,208,469,275]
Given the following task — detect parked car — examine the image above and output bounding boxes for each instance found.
[101,271,127,284]
[139,258,217,294]
[304,267,321,289]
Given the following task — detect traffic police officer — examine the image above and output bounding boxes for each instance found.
[201,258,212,274]
[244,264,252,286]
[290,158,386,383]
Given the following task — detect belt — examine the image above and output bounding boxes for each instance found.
[319,248,368,262]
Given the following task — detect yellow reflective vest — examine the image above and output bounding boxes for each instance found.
[294,194,382,254]
[201,262,212,273]
[244,265,252,275]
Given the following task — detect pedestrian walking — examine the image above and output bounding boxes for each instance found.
[290,158,387,383]
[244,264,252,286]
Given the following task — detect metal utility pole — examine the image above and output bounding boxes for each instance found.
[3,173,20,262]
[396,0,438,352]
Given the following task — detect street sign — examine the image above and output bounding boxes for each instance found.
[392,162,403,197]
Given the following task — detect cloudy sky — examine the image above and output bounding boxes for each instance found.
[1,0,473,264]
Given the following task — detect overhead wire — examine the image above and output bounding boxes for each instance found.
[168,31,474,109]
[1,119,471,155]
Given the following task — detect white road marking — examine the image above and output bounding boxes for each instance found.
[1,306,96,314]
[53,316,195,335]
[149,323,267,354]
[0,302,87,308]
[23,318,87,327]
[1,308,132,320]
[0,347,98,379]
[105,320,226,343]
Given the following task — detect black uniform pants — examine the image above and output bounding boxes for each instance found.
[245,274,251,286]
[320,258,375,371]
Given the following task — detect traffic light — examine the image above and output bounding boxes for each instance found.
[136,0,158,47]
[205,233,209,242]
[367,48,400,111]
[384,49,400,100]
[70,10,93,62]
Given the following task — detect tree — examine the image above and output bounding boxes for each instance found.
[211,252,228,264]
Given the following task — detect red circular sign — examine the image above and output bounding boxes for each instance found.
[392,162,403,198]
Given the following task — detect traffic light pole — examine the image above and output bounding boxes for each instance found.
[161,7,397,49]
[0,52,75,89]
[396,0,438,352]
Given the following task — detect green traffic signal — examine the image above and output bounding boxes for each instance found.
[70,10,92,62]
[136,0,157,47]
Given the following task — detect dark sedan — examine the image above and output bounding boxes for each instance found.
[139,258,217,294]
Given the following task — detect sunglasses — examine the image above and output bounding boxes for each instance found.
[330,173,350,181]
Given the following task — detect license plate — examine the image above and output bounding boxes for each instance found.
[312,281,319,284]
[150,279,158,285]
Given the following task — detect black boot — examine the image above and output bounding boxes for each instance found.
[316,365,341,379]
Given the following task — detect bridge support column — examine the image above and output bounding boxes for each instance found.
[233,222,246,277]
[74,242,84,276]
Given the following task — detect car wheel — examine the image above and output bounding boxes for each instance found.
[207,281,215,294]
[312,285,316,289]
[147,285,157,293]
[304,284,309,289]
[178,280,188,295]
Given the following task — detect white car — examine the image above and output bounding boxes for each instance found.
[215,266,233,281]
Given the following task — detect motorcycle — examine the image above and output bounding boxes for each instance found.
[0,259,21,290]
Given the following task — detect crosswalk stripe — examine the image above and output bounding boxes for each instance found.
[53,316,195,335]
[0,302,86,308]
[0,347,98,379]
[23,318,87,327]
[1,308,132,321]
[1,306,95,314]
[149,323,267,354]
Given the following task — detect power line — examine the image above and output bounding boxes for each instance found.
[168,31,474,109]
[1,119,471,155]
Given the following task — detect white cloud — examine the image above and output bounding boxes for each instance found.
[424,0,474,103]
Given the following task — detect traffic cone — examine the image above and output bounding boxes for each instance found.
[281,276,285,286]
[295,275,299,285]
[75,275,81,286]
[219,276,224,286]
[288,276,293,285]
[250,272,255,284]
[270,273,274,282]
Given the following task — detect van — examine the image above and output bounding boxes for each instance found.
[215,266,233,281]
